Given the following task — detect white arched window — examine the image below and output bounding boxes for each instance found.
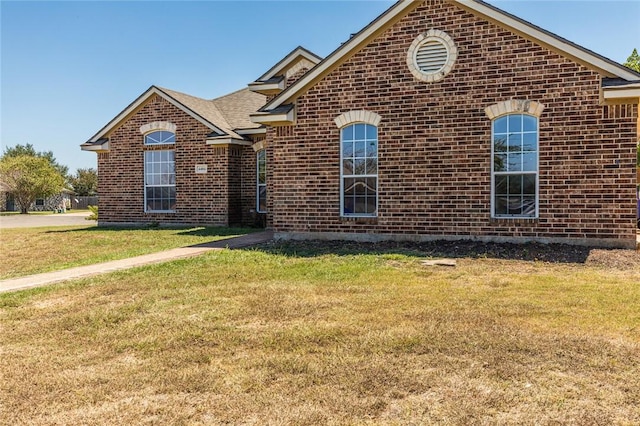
[492,114,538,218]
[144,130,176,212]
[144,130,175,145]
[340,123,378,216]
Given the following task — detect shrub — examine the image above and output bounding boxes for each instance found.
[86,205,98,221]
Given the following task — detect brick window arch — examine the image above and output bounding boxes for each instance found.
[334,110,381,128]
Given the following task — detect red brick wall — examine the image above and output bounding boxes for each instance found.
[97,94,243,226]
[268,0,638,247]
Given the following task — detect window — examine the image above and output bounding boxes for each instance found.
[256,149,267,213]
[492,114,538,218]
[144,130,175,145]
[341,123,378,216]
[144,150,175,212]
[35,199,44,206]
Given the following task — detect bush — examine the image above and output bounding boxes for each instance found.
[86,205,98,221]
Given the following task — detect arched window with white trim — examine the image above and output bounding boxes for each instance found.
[340,123,378,216]
[492,114,538,218]
[144,130,176,212]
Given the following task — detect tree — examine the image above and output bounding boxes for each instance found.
[69,168,98,196]
[623,48,640,72]
[1,143,69,182]
[0,155,65,214]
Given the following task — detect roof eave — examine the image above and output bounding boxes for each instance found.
[259,0,423,112]
[236,127,267,136]
[602,85,640,105]
[86,86,229,144]
[205,137,252,146]
[81,140,110,152]
[250,107,296,126]
[256,46,323,82]
[261,0,640,114]
[248,80,285,95]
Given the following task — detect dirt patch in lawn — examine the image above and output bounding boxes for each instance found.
[259,239,640,269]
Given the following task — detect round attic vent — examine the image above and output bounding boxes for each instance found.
[416,40,448,73]
[407,29,457,82]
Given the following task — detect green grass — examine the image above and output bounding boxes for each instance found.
[1,245,638,425]
[0,225,255,279]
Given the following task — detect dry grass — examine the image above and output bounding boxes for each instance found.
[0,226,253,279]
[1,243,639,425]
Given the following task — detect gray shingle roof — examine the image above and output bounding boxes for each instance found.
[157,87,266,139]
[211,88,267,130]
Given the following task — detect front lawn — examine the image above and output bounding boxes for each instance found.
[1,242,638,424]
[0,226,254,279]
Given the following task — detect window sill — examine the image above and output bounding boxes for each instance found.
[491,217,538,224]
[340,216,378,225]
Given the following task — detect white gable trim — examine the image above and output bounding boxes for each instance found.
[258,47,322,82]
[602,83,640,104]
[260,0,421,112]
[87,86,226,143]
[251,107,296,126]
[452,0,640,81]
[248,79,285,95]
[262,0,640,113]
[80,140,109,152]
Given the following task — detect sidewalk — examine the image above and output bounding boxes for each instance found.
[0,230,273,294]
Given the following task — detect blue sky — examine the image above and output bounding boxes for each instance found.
[1,1,639,174]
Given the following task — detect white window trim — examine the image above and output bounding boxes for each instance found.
[490,114,539,219]
[143,130,176,146]
[144,150,176,213]
[339,123,378,218]
[256,149,267,213]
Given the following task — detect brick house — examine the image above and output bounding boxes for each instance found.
[83,0,640,248]
[81,47,320,227]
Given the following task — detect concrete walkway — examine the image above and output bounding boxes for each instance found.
[0,231,273,294]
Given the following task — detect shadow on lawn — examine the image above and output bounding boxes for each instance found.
[251,239,595,264]
[44,225,257,238]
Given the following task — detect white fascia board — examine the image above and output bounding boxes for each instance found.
[87,87,158,143]
[602,86,640,103]
[248,80,285,95]
[80,141,109,152]
[236,128,267,135]
[250,108,295,126]
[88,86,225,143]
[205,137,252,146]
[263,0,420,111]
[452,0,640,81]
[258,48,323,81]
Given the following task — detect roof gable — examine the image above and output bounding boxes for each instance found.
[249,46,323,96]
[255,0,640,117]
[85,86,267,144]
[256,46,322,82]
